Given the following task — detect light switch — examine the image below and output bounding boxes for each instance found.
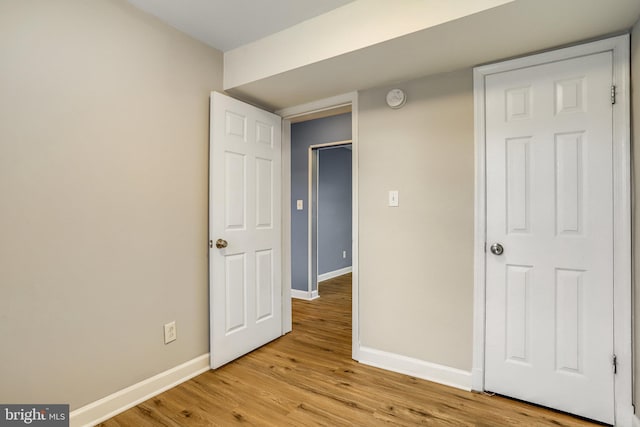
[296,200,304,210]
[388,190,399,207]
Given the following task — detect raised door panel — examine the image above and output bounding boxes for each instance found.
[226,111,247,141]
[255,157,273,229]
[225,152,246,231]
[506,137,531,234]
[225,254,247,334]
[255,249,274,322]
[555,269,585,374]
[505,265,532,364]
[555,132,585,236]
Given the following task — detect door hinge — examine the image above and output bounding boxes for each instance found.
[209,240,213,249]
[611,85,616,105]
[612,354,617,374]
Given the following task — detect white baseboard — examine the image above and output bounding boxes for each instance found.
[318,266,352,282]
[291,289,320,300]
[70,353,210,427]
[358,346,472,391]
[291,268,351,301]
[632,414,640,427]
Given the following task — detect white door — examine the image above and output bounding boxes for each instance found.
[209,92,282,369]
[484,52,614,423]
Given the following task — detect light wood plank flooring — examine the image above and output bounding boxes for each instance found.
[100,274,599,426]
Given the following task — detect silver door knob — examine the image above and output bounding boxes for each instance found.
[215,239,228,249]
[490,243,504,256]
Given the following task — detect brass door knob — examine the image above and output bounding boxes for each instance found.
[215,239,228,249]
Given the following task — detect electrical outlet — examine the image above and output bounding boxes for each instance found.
[343,250,347,259]
[164,321,176,344]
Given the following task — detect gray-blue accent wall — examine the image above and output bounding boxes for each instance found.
[291,113,352,291]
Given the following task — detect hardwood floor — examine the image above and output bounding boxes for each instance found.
[100,274,599,426]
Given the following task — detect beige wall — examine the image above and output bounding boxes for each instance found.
[0,0,222,409]
[358,69,475,370]
[632,18,640,410]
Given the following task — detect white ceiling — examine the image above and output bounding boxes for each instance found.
[127,0,354,51]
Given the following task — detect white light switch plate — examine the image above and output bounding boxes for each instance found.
[296,200,303,210]
[388,190,399,207]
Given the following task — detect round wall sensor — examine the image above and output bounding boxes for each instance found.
[386,88,406,109]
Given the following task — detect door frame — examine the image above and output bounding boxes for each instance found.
[308,141,353,298]
[277,92,360,361]
[472,35,631,423]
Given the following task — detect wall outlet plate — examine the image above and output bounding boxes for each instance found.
[164,321,176,344]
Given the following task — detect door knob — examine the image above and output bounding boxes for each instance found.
[215,239,228,249]
[490,243,504,256]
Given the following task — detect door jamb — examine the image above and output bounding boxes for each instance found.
[472,35,631,424]
[308,141,353,298]
[277,92,360,361]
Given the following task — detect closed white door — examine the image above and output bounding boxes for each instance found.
[484,52,614,423]
[209,92,282,369]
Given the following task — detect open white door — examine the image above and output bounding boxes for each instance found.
[209,92,282,369]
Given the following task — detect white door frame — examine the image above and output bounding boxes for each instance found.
[277,92,360,361]
[308,141,352,297]
[472,35,631,424]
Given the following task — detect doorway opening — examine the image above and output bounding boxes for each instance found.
[278,92,360,360]
[289,113,352,299]
[309,142,352,298]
